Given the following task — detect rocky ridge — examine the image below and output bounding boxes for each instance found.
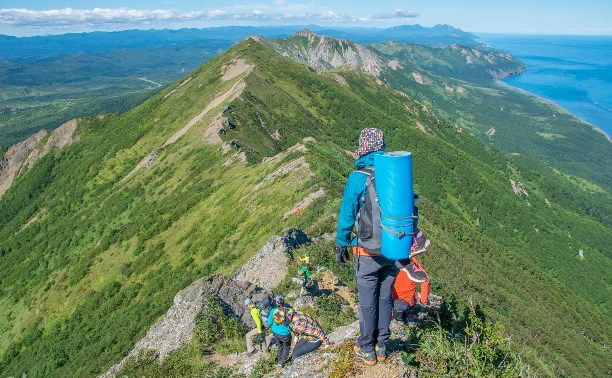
[0,119,79,197]
[101,228,312,377]
[259,31,524,87]
[263,29,384,76]
[100,274,259,378]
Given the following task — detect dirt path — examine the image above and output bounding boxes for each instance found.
[162,79,246,148]
[318,270,358,316]
[222,58,253,82]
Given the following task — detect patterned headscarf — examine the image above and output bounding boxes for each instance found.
[355,128,385,156]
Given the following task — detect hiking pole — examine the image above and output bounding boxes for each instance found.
[257,333,264,351]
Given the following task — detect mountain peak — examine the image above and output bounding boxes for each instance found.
[260,32,384,76]
[294,28,317,38]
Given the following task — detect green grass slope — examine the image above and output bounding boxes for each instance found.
[0,39,610,377]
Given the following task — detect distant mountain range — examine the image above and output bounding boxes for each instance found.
[0,24,479,62]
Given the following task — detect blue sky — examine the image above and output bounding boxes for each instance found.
[1,0,610,36]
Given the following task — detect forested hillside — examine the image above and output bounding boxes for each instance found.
[0,37,610,377]
[374,42,612,228]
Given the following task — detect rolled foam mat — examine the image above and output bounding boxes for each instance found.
[374,151,414,260]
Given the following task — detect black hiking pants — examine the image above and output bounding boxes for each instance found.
[292,338,321,359]
[273,333,291,366]
[355,254,399,353]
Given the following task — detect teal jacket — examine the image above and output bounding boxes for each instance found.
[268,306,291,336]
[335,151,384,247]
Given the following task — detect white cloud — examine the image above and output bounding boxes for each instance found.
[372,9,418,20]
[0,7,354,29]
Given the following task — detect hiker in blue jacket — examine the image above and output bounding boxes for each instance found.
[267,297,292,367]
[334,127,426,366]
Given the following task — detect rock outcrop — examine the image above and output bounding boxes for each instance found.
[263,29,384,76]
[0,130,47,197]
[233,228,311,290]
[510,179,529,197]
[101,228,311,377]
[100,274,260,378]
[0,119,79,197]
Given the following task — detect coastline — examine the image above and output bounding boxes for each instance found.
[495,80,612,144]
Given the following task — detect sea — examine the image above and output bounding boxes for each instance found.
[476,34,612,139]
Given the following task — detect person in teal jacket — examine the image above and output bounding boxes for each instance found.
[334,148,385,254]
[334,128,425,366]
[268,304,292,367]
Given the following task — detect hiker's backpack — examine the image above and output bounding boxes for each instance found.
[355,168,382,255]
[355,167,420,257]
[252,293,274,328]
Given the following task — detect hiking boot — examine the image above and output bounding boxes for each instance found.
[353,345,377,366]
[375,344,387,362]
[396,258,428,283]
[410,230,430,257]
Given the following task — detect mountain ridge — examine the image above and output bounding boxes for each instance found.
[0,35,610,377]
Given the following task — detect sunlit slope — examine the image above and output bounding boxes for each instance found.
[0,38,610,377]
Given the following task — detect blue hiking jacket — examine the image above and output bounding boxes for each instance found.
[335,151,385,247]
[267,306,291,336]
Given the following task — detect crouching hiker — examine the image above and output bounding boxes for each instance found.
[275,308,331,360]
[244,298,273,354]
[392,257,431,320]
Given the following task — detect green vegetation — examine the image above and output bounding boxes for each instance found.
[117,347,234,378]
[0,37,610,377]
[405,303,530,377]
[249,353,277,378]
[194,296,246,355]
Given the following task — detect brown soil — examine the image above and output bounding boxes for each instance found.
[162,80,246,147]
[318,270,358,316]
[222,58,253,82]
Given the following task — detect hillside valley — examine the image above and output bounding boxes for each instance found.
[0,33,611,377]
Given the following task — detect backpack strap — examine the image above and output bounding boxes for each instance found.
[354,167,374,176]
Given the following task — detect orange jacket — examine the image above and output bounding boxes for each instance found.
[392,258,430,306]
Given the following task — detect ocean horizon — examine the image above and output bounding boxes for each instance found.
[476,34,612,139]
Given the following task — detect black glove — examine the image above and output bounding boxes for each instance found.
[257,333,264,343]
[335,243,349,267]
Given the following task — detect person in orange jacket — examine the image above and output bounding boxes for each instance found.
[392,257,430,320]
